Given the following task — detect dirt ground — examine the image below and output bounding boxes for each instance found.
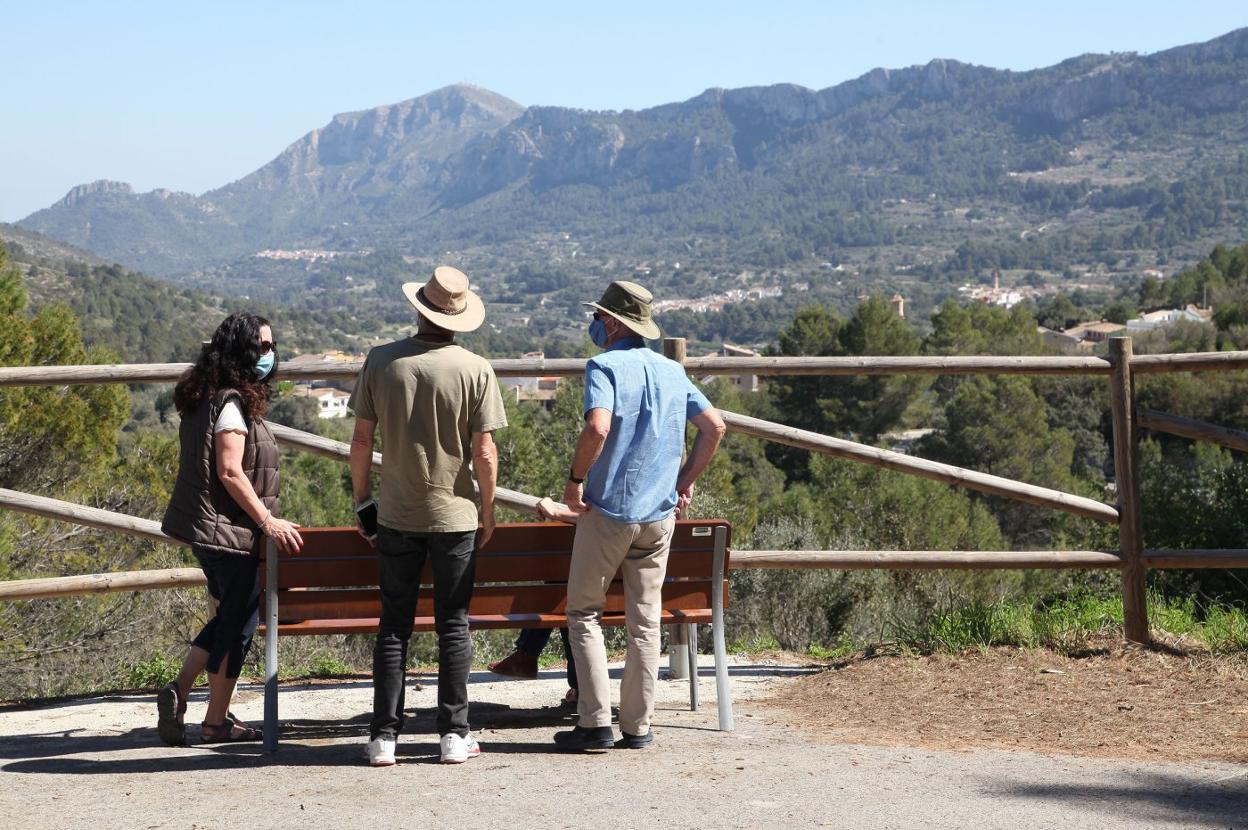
[771,639,1248,764]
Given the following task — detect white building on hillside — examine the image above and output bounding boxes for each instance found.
[1126,305,1214,333]
[292,384,352,418]
[498,352,562,410]
[710,344,762,393]
[286,351,360,392]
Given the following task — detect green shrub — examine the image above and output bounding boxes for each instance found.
[124,653,180,689]
[307,655,353,677]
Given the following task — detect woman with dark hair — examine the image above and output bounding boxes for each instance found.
[156,311,303,745]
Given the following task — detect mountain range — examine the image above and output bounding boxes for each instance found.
[17,28,1248,285]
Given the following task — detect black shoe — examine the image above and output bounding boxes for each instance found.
[614,729,654,749]
[553,725,615,750]
[156,682,186,747]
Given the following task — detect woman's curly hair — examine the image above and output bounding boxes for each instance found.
[173,311,277,419]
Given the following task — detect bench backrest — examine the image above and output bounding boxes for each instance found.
[262,520,731,620]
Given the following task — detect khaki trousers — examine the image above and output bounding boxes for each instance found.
[567,508,676,734]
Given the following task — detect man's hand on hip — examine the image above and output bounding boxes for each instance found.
[676,483,695,517]
[563,480,590,514]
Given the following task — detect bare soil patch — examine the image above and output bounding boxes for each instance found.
[768,639,1248,763]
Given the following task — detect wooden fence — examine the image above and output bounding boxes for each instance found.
[3,337,1248,645]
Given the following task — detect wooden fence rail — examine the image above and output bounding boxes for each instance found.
[1137,409,1248,454]
[731,550,1125,569]
[5,349,1248,388]
[719,411,1120,523]
[0,487,183,547]
[6,546,1248,603]
[265,421,539,515]
[732,549,1248,570]
[0,568,207,601]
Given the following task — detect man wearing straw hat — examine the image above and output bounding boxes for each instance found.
[349,266,507,767]
[546,280,726,751]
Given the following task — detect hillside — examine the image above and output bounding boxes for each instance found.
[0,225,361,361]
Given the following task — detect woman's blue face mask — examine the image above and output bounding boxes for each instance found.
[589,317,609,348]
[255,351,275,380]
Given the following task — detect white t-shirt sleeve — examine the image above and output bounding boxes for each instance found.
[213,400,248,434]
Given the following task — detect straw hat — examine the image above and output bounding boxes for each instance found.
[582,280,661,340]
[401,266,485,333]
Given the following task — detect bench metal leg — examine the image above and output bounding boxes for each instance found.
[711,527,734,732]
[668,623,689,679]
[687,622,699,711]
[263,539,279,753]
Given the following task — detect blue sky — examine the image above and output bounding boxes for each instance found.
[2,1,1244,221]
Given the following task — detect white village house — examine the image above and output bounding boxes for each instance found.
[291,384,352,418]
[1126,305,1214,333]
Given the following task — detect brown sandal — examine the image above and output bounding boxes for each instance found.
[201,720,262,743]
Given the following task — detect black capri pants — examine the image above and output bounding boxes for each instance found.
[190,545,261,679]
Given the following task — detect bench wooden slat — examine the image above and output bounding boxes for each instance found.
[262,608,716,636]
[264,548,720,588]
[270,522,730,559]
[274,580,724,620]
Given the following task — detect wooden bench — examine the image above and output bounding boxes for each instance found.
[259,520,734,751]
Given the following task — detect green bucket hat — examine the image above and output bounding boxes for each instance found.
[582,280,661,340]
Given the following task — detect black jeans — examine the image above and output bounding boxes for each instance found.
[189,546,260,680]
[515,628,578,690]
[371,525,476,740]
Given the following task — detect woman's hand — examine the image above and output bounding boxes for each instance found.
[262,515,304,554]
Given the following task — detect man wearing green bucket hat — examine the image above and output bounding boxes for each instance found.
[545,280,726,751]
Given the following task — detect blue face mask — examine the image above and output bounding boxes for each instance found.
[589,317,609,348]
[255,351,275,380]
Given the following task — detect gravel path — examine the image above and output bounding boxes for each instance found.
[1,657,1244,829]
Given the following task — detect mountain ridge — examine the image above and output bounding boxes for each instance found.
[18,27,1248,280]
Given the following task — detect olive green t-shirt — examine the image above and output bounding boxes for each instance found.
[349,337,507,533]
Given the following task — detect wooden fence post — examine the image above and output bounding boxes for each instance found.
[664,337,688,367]
[1109,337,1149,644]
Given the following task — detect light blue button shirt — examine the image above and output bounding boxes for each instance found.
[582,338,713,523]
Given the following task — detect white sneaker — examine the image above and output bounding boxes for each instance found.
[364,736,396,767]
[439,732,481,764]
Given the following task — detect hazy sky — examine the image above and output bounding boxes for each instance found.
[2,1,1244,221]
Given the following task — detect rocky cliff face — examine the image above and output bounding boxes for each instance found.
[207,84,526,229]
[55,180,135,208]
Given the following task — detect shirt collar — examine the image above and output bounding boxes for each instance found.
[607,335,646,352]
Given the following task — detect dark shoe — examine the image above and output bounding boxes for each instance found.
[560,687,578,707]
[553,725,614,750]
[156,683,186,747]
[615,729,654,749]
[489,650,539,680]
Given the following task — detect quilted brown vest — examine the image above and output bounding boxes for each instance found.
[161,388,280,556]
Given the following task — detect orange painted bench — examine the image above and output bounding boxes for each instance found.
[259,520,733,750]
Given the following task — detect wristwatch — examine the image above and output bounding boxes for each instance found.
[568,467,584,484]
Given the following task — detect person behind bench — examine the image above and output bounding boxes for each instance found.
[349,266,507,767]
[489,627,578,707]
[546,280,725,751]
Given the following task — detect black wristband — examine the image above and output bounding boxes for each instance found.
[568,467,584,484]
